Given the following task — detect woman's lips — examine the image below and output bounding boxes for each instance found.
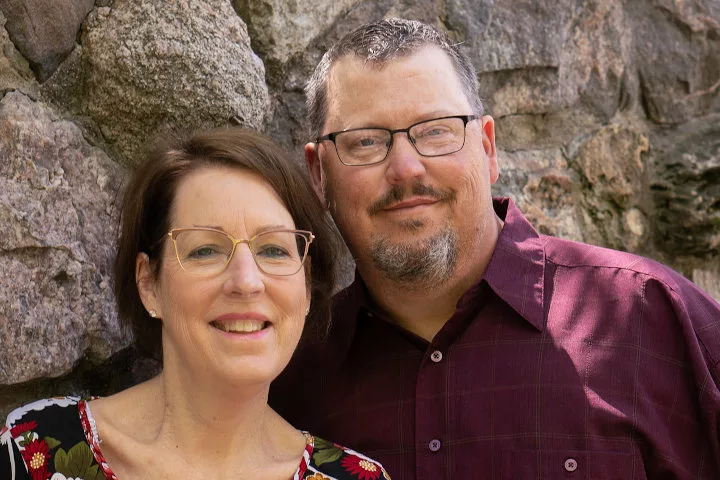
[210,313,270,334]
[210,319,268,333]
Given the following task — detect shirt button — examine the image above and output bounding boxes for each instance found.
[430,350,443,363]
[428,439,441,452]
[564,458,578,472]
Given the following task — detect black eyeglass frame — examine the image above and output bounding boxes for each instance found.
[315,114,480,166]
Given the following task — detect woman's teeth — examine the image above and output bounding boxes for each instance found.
[211,319,266,333]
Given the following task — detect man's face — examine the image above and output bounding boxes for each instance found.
[306,46,499,288]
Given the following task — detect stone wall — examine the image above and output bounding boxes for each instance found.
[0,0,718,418]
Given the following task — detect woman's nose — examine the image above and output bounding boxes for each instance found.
[222,243,264,295]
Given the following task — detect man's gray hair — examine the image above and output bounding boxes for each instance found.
[305,18,484,140]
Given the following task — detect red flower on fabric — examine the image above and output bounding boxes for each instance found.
[20,438,51,480]
[340,454,382,480]
[10,421,37,438]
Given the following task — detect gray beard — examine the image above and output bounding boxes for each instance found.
[370,226,458,289]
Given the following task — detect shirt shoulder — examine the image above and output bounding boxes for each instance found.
[302,433,391,480]
[544,235,720,373]
[544,234,678,278]
[1,396,103,480]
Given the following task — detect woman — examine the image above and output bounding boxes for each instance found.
[1,127,391,480]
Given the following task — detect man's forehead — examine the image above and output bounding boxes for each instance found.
[322,46,467,129]
[328,45,450,80]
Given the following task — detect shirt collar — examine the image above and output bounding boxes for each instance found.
[336,196,546,334]
[482,197,546,331]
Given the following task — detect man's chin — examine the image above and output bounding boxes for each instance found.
[369,226,459,287]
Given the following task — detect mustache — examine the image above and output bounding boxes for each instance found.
[367,183,455,216]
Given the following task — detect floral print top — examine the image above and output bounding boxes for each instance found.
[1,397,391,480]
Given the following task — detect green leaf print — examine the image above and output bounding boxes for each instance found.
[86,463,107,480]
[43,436,61,450]
[54,448,69,472]
[313,446,344,466]
[55,441,95,476]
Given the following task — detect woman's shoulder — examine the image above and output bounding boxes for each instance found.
[1,396,105,480]
[301,433,391,480]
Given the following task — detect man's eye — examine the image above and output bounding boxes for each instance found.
[350,136,383,149]
[416,126,451,138]
[342,131,387,151]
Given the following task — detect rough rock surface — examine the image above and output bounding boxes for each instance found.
[629,0,720,124]
[233,0,358,87]
[0,91,129,385]
[651,113,720,256]
[0,9,37,95]
[42,0,270,165]
[0,0,94,82]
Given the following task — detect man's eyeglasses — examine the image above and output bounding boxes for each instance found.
[316,114,480,166]
[167,227,314,277]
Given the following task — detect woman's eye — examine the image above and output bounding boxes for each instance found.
[257,245,291,258]
[188,246,221,259]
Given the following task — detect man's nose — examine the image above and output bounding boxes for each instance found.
[384,133,427,184]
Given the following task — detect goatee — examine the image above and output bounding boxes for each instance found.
[370,227,458,289]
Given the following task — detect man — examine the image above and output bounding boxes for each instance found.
[270,18,720,479]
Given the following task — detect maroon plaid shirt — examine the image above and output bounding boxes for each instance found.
[271,198,720,479]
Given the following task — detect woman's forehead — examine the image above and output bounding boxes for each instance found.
[170,166,296,232]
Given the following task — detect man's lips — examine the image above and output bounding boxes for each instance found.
[382,197,438,211]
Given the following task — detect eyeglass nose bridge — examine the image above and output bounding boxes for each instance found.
[224,237,262,273]
[382,126,421,161]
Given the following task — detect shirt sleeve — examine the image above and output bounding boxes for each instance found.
[662,275,720,448]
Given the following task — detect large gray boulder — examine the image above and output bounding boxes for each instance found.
[42,0,270,165]
[0,9,37,95]
[233,0,358,86]
[0,92,129,384]
[629,0,720,124]
[0,0,94,82]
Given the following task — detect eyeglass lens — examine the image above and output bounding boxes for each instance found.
[335,116,467,165]
[173,229,308,276]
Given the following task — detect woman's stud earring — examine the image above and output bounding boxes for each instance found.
[149,310,157,318]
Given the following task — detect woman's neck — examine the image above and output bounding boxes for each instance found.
[92,372,304,478]
[153,368,293,462]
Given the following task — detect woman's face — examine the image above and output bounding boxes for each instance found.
[137,166,310,388]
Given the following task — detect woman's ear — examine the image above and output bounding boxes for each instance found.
[136,252,161,318]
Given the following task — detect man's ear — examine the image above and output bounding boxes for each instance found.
[481,115,499,185]
[305,142,328,209]
[136,252,160,318]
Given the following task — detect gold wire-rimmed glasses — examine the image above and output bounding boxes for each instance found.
[167,227,314,276]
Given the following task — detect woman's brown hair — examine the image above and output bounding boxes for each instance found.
[114,127,340,360]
